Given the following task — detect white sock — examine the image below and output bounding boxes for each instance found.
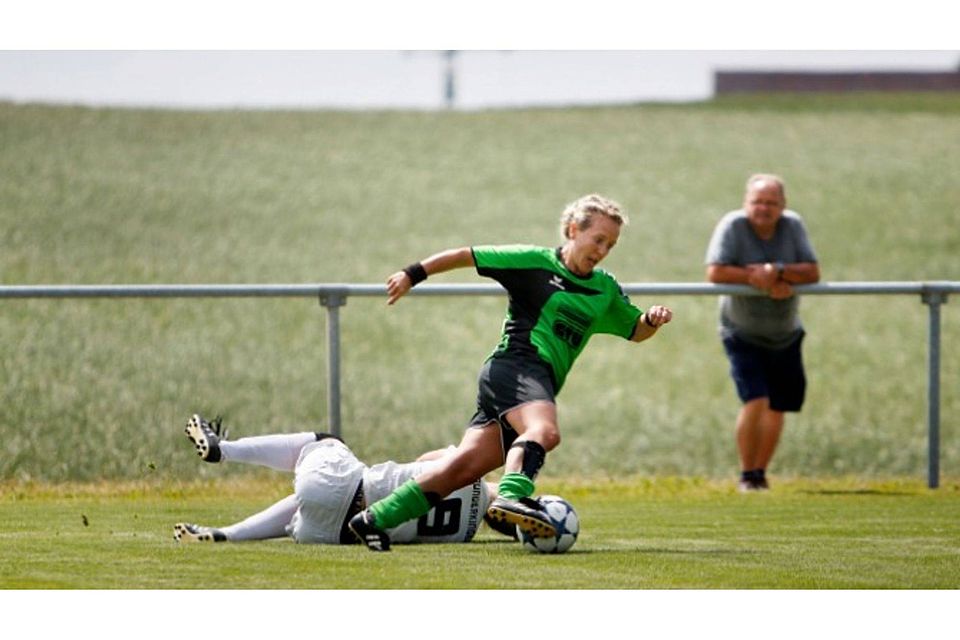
[219,432,319,471]
[220,494,300,541]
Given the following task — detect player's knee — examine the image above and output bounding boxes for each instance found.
[528,427,559,451]
[542,429,560,451]
[517,418,560,450]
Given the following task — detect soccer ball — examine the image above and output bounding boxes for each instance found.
[519,495,579,554]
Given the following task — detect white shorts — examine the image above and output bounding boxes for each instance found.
[287,438,366,544]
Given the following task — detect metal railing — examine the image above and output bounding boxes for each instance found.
[2,281,956,487]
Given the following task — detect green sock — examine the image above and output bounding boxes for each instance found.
[368,479,432,529]
[497,472,535,500]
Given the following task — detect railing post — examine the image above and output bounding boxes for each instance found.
[921,288,948,489]
[319,288,348,439]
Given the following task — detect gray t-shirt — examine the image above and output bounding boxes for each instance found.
[705,209,818,349]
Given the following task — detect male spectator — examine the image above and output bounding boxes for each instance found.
[705,174,820,491]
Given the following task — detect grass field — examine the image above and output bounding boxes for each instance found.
[1,94,959,593]
[1,94,958,484]
[2,476,958,589]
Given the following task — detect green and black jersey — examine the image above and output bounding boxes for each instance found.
[472,244,643,393]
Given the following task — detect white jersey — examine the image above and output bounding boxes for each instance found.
[288,439,491,545]
[365,456,489,544]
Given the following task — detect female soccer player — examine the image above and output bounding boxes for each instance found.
[350,194,673,551]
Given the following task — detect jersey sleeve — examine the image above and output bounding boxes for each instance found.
[471,245,546,291]
[472,245,542,272]
[592,280,643,339]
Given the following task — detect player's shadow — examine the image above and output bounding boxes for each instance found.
[473,538,759,556]
[581,546,755,556]
[472,539,755,556]
[797,489,915,497]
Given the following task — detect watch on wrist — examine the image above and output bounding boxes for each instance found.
[775,262,785,278]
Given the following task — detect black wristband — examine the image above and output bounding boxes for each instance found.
[403,262,428,286]
[643,313,656,328]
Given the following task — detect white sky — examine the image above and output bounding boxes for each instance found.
[1,2,958,109]
[4,1,959,49]
[1,50,957,109]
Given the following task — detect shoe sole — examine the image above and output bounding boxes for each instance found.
[173,523,222,543]
[184,414,216,461]
[348,523,390,551]
[486,505,557,538]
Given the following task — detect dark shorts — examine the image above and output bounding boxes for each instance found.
[468,354,557,453]
[722,331,806,412]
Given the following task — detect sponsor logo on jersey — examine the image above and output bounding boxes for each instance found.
[553,304,590,348]
[465,480,482,541]
[548,275,566,290]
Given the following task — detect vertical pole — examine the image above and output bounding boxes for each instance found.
[922,290,947,489]
[443,50,457,109]
[319,290,347,439]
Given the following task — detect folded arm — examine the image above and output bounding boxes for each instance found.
[707,262,819,299]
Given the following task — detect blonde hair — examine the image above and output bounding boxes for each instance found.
[559,194,628,240]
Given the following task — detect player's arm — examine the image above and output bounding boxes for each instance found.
[630,305,673,342]
[415,447,454,462]
[386,247,475,305]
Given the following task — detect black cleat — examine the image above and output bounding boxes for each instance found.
[184,414,228,462]
[173,522,227,543]
[486,496,557,538]
[348,509,391,552]
[738,478,770,492]
[738,470,770,493]
[483,512,519,540]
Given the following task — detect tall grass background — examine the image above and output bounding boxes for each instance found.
[1,95,958,482]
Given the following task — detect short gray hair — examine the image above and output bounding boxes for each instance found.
[559,194,628,240]
[745,173,786,199]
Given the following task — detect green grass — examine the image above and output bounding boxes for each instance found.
[1,476,958,589]
[1,94,959,482]
[700,91,960,114]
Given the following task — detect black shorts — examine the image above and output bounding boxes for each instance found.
[722,331,806,412]
[468,354,557,452]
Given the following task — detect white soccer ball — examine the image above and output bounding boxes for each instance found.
[518,495,579,554]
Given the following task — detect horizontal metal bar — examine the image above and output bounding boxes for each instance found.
[1,278,954,488]
[1,281,958,299]
[0,283,380,299]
